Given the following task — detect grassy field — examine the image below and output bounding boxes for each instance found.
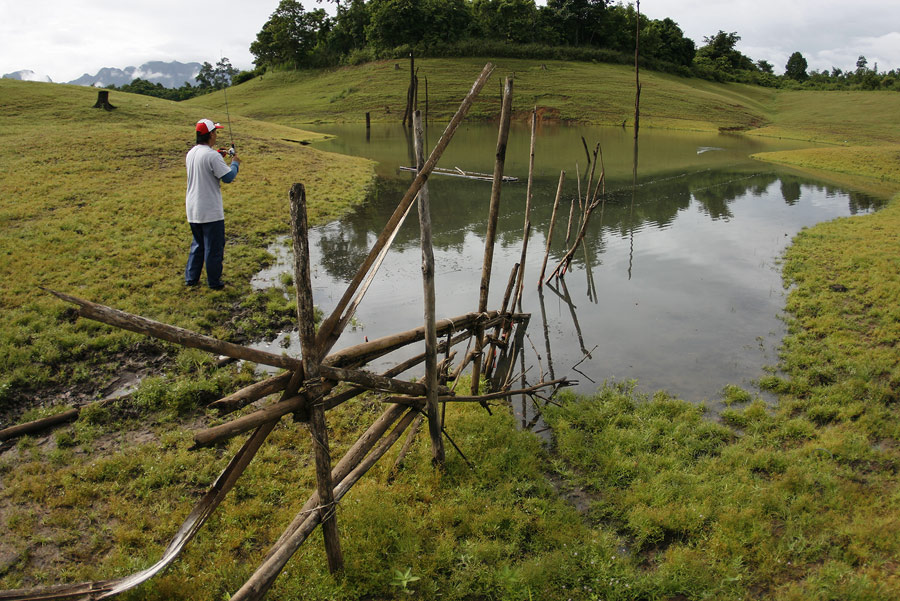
[1,60,900,600]
[0,79,374,398]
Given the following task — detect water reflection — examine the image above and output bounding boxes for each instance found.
[264,124,884,405]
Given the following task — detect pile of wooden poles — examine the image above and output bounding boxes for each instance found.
[1,62,572,601]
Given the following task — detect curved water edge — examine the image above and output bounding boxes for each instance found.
[249,123,885,415]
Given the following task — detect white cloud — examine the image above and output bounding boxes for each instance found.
[1,0,899,82]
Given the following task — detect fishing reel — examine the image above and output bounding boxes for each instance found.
[216,144,236,158]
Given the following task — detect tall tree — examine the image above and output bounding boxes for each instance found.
[785,51,808,81]
[470,0,540,44]
[251,0,332,69]
[694,31,755,74]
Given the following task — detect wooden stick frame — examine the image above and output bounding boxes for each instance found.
[4,62,577,601]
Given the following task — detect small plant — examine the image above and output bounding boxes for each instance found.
[722,384,753,405]
[390,567,420,594]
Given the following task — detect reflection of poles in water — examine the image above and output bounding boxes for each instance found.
[537,286,555,381]
[546,277,592,359]
[582,238,598,304]
[538,170,567,288]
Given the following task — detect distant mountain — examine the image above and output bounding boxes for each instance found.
[66,61,203,89]
[2,69,52,83]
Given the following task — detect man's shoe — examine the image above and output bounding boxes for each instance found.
[185,280,199,287]
[209,282,225,290]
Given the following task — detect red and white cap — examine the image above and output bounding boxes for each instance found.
[195,119,224,134]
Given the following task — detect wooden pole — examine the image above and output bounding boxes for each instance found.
[413,109,445,466]
[512,108,538,309]
[0,407,80,441]
[208,371,292,414]
[634,0,642,140]
[471,75,513,396]
[290,183,343,574]
[565,163,579,245]
[192,359,452,450]
[316,63,495,357]
[538,170,566,288]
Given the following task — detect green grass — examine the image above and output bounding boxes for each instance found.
[541,197,900,599]
[190,58,776,131]
[0,79,375,395]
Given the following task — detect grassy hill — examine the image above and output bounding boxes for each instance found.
[1,61,900,600]
[191,58,900,185]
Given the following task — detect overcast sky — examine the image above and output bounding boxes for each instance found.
[2,0,899,83]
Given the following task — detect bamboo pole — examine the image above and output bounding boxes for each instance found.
[482,262,519,379]
[230,407,419,601]
[472,75,513,396]
[634,0,642,140]
[316,63,495,357]
[413,109,445,466]
[389,413,425,480]
[512,107,538,310]
[43,288,301,371]
[386,378,571,405]
[565,162,581,244]
[208,371,293,414]
[192,365,449,448]
[537,170,566,288]
[0,407,79,442]
[325,310,499,368]
[290,183,343,573]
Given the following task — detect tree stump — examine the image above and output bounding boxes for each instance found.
[92,90,116,110]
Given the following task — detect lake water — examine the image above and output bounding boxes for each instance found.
[251,123,883,407]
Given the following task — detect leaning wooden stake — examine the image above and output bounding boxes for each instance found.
[512,107,538,311]
[413,109,445,466]
[472,75,513,396]
[538,170,567,288]
[290,183,343,573]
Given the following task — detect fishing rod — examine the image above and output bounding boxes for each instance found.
[218,52,236,157]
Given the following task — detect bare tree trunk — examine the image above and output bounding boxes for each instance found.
[92,90,116,110]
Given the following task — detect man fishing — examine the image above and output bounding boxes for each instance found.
[184,118,240,290]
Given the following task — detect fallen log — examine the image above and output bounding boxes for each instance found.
[0,407,79,442]
[208,372,293,414]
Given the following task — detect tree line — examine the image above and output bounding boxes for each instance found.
[109,0,900,99]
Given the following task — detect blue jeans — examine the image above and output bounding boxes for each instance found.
[185,220,225,288]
